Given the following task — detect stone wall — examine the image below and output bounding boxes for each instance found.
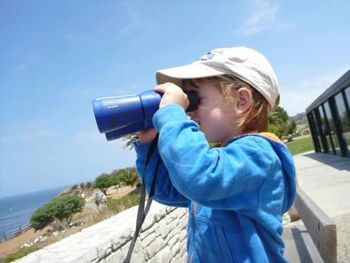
[16,202,188,263]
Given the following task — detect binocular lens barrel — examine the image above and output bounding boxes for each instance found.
[104,120,153,141]
[93,90,199,141]
[93,90,161,134]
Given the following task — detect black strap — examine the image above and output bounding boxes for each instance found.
[123,135,160,263]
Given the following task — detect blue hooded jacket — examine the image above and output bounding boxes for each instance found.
[134,104,296,263]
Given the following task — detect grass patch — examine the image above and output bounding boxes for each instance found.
[107,192,140,213]
[286,135,314,155]
[2,244,40,262]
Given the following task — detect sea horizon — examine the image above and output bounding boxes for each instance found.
[0,184,72,200]
[0,185,70,242]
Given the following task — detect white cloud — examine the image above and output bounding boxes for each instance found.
[237,0,294,36]
[280,66,350,116]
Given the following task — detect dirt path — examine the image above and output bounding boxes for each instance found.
[0,227,46,257]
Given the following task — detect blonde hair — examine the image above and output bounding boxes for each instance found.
[201,75,270,133]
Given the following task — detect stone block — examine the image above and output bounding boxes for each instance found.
[167,229,178,241]
[153,211,166,222]
[155,220,171,240]
[170,242,181,255]
[140,227,154,241]
[154,246,172,263]
[142,232,157,247]
[167,234,178,248]
[141,216,156,231]
[180,244,187,257]
[179,230,187,242]
[145,237,166,259]
[106,249,124,263]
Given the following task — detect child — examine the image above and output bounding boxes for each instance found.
[134,47,296,263]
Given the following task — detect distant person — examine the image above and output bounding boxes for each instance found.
[135,47,296,262]
[95,192,101,209]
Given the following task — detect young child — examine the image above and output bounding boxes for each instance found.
[134,47,296,263]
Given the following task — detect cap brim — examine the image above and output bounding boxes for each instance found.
[156,63,224,86]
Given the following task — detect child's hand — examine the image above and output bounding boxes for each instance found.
[139,128,157,144]
[155,83,189,110]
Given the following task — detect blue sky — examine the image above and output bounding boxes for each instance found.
[0,0,349,198]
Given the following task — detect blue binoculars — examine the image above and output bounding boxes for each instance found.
[93,90,199,141]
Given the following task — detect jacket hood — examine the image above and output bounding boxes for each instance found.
[258,132,296,212]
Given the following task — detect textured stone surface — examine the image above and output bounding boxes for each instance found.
[16,202,188,263]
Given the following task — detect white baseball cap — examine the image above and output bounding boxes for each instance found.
[156,46,279,110]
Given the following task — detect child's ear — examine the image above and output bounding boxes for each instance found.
[236,87,253,114]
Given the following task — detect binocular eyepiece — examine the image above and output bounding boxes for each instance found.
[92,90,199,141]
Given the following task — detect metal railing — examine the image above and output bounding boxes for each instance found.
[1,223,32,243]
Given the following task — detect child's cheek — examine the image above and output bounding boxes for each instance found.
[205,111,225,136]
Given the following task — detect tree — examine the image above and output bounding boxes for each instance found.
[288,120,297,135]
[30,195,85,231]
[118,167,139,186]
[268,106,296,138]
[30,206,54,231]
[95,173,112,194]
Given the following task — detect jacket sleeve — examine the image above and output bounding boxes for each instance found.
[153,104,280,210]
[134,139,189,207]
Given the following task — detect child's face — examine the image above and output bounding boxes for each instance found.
[183,79,242,144]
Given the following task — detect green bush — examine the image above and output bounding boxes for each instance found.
[95,168,139,191]
[95,174,115,192]
[107,193,140,213]
[30,205,54,230]
[3,245,39,262]
[30,195,85,231]
[117,168,139,186]
[268,106,296,138]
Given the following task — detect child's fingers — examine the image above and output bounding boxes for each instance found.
[154,84,169,94]
[154,83,189,109]
[154,82,181,93]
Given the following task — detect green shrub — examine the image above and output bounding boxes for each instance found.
[30,195,85,231]
[30,205,54,230]
[3,245,39,262]
[107,193,140,213]
[95,168,139,191]
[117,168,139,186]
[95,174,114,192]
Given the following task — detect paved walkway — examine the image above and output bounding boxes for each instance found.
[293,152,350,262]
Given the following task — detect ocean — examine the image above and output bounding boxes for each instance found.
[0,186,67,242]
